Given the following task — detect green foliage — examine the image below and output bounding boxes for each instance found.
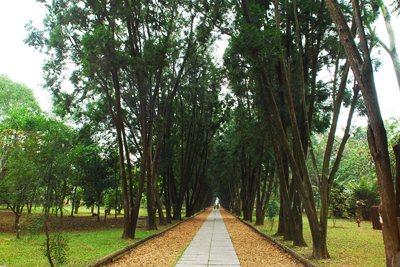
[347,178,380,220]
[335,127,376,184]
[45,233,69,266]
[329,182,349,227]
[21,214,45,236]
[0,210,180,267]
[266,200,279,230]
[0,74,40,113]
[255,215,385,266]
[393,0,400,15]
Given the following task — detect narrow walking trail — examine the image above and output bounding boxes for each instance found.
[175,208,240,266]
[107,207,304,266]
[108,209,212,267]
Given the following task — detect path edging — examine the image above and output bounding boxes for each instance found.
[227,210,318,267]
[85,209,208,267]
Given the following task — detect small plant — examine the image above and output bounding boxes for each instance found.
[347,178,380,220]
[44,233,69,266]
[266,200,279,230]
[21,214,45,236]
[330,182,350,227]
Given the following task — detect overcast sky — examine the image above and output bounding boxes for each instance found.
[1,1,399,126]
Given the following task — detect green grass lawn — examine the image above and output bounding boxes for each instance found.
[1,228,134,266]
[0,205,180,267]
[253,216,386,266]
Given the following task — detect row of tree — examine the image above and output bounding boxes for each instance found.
[0,75,121,232]
[209,0,400,264]
[10,0,400,266]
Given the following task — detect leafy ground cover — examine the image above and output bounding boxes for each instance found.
[254,215,385,266]
[221,209,302,267]
[0,205,178,267]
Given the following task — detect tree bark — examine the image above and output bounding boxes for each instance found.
[394,139,400,217]
[326,0,400,265]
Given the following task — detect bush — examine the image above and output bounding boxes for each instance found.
[44,233,69,266]
[330,182,349,219]
[347,178,380,220]
[266,200,279,230]
[20,214,45,236]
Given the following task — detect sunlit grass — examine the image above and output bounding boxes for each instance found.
[0,226,179,266]
[252,215,385,266]
[0,205,180,267]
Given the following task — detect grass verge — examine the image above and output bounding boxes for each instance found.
[0,205,180,267]
[252,216,385,266]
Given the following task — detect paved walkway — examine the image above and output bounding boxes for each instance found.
[175,208,241,267]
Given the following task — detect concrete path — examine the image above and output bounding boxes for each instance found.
[175,208,241,267]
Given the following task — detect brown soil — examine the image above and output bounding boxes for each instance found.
[220,208,304,266]
[0,209,126,233]
[108,208,212,267]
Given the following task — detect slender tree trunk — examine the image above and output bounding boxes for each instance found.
[326,0,400,264]
[255,163,265,226]
[97,204,100,223]
[155,186,167,225]
[103,69,134,239]
[45,218,54,267]
[115,173,118,220]
[146,164,157,230]
[169,164,181,220]
[394,140,400,217]
[71,185,77,217]
[131,128,148,237]
[373,0,400,91]
[163,172,172,223]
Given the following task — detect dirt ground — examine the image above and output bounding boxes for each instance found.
[0,209,126,233]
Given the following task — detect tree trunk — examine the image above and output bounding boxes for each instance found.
[71,185,77,217]
[163,172,172,223]
[102,68,134,239]
[44,218,54,267]
[156,187,167,225]
[169,165,181,220]
[326,0,400,265]
[13,205,23,239]
[131,122,148,237]
[147,165,157,230]
[115,176,118,220]
[255,167,265,226]
[374,0,400,91]
[261,110,307,246]
[394,140,400,217]
[97,204,100,223]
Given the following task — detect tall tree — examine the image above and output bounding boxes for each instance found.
[366,0,400,91]
[326,0,400,265]
[27,0,221,238]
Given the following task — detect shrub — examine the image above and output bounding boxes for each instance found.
[347,178,380,220]
[266,200,279,230]
[330,182,349,219]
[44,233,69,266]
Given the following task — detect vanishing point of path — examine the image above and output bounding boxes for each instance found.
[108,207,303,266]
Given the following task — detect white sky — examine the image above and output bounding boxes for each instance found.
[0,1,51,110]
[1,1,399,125]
